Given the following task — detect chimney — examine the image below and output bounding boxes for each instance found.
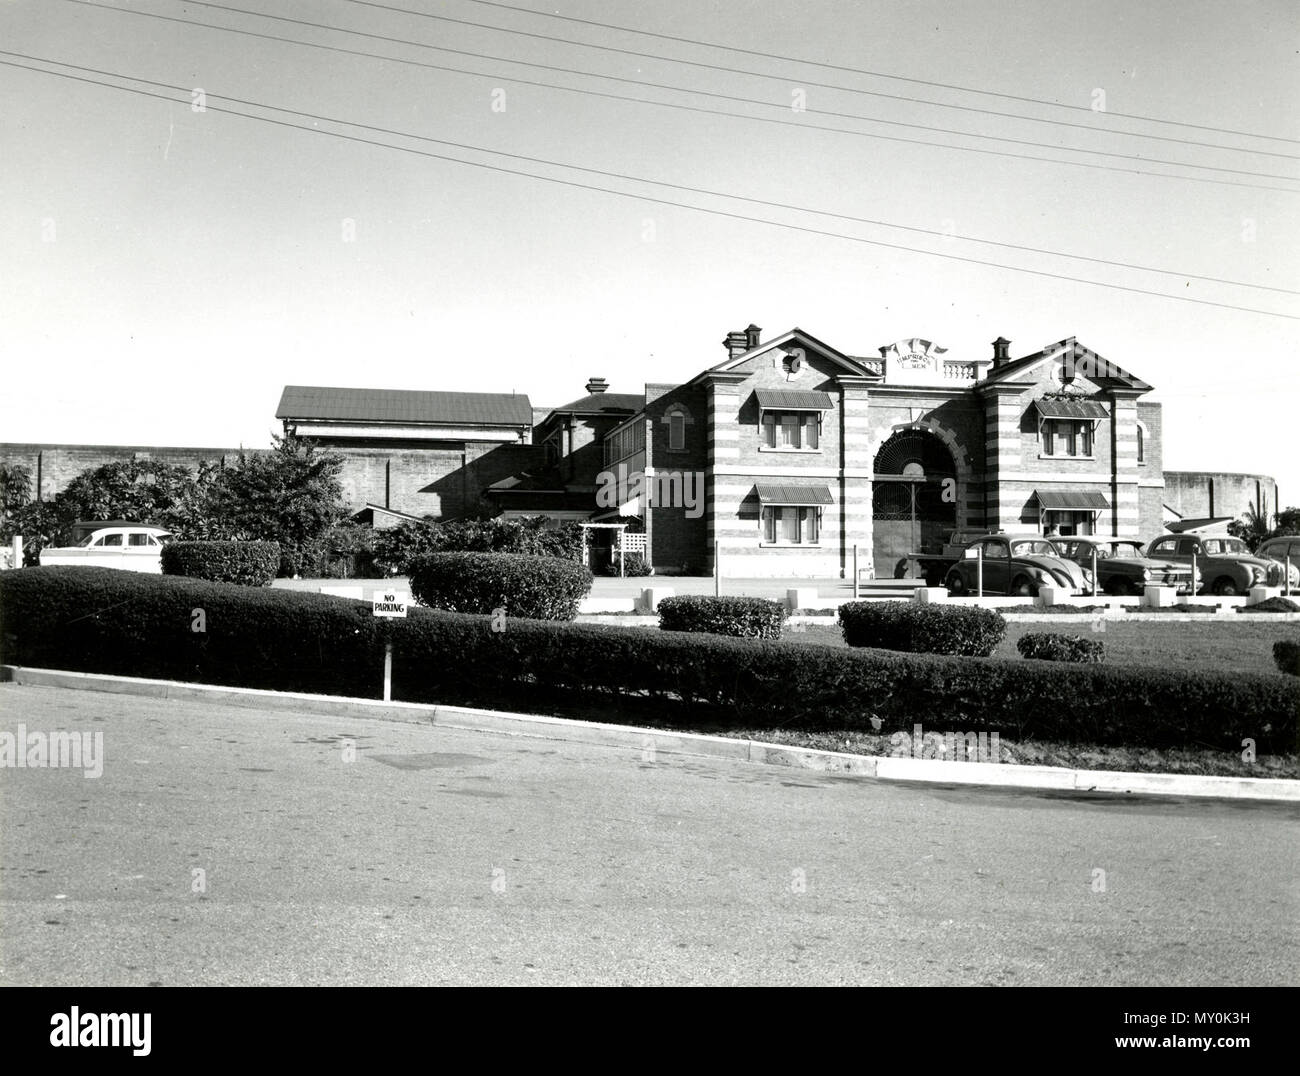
[585,377,608,395]
[723,329,750,358]
[992,337,1011,367]
[745,324,762,349]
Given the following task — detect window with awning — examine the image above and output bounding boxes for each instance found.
[756,484,831,546]
[1035,398,1106,458]
[755,390,832,451]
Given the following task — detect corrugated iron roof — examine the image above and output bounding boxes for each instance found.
[755,483,834,505]
[1036,489,1111,510]
[1034,398,1109,420]
[754,389,835,410]
[276,386,533,426]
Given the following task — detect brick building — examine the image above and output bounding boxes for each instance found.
[584,326,1176,577]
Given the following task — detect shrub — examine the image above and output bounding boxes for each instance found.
[373,517,584,574]
[1017,632,1105,663]
[2,567,1296,755]
[407,552,592,621]
[838,601,1006,657]
[1243,596,1300,613]
[161,541,280,586]
[1275,641,1300,676]
[597,553,652,577]
[658,596,786,639]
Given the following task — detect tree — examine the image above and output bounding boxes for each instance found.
[1227,501,1271,551]
[0,462,33,536]
[56,459,204,536]
[207,433,347,574]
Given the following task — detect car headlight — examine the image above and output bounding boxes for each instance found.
[1141,568,1151,581]
[1251,566,1266,583]
[1081,567,1094,585]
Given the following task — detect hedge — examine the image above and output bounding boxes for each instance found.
[657,596,786,639]
[2,567,1296,754]
[838,601,1006,657]
[407,552,592,621]
[373,517,585,575]
[160,541,280,586]
[1017,632,1105,663]
[1275,641,1299,676]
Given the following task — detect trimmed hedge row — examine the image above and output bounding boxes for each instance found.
[838,601,1006,657]
[1017,633,1105,663]
[657,596,786,639]
[160,541,280,586]
[407,551,592,621]
[2,567,1298,755]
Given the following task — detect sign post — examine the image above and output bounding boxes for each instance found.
[372,591,408,702]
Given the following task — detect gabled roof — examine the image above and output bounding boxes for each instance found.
[707,327,879,378]
[982,338,1151,392]
[276,386,533,427]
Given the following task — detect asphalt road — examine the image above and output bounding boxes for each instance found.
[1,684,1296,986]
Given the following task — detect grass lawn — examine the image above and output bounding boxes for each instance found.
[783,618,1299,677]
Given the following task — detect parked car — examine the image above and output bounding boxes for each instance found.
[1256,536,1300,587]
[38,525,172,573]
[1145,532,1295,596]
[1053,536,1196,595]
[943,534,1091,596]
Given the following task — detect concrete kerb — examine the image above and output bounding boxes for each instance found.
[2,665,1297,803]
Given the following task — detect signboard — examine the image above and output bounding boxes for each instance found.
[372,591,409,618]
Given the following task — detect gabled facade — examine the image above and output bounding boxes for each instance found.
[580,326,1169,577]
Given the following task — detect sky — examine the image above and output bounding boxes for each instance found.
[2,0,1297,509]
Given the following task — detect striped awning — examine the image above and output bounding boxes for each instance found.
[1036,489,1111,511]
[755,483,834,506]
[754,389,834,410]
[1034,398,1108,420]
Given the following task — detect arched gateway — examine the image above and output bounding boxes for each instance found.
[872,428,958,580]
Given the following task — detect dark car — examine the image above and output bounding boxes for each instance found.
[1054,536,1196,595]
[1255,536,1300,589]
[943,534,1091,597]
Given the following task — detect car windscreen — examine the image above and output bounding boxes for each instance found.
[1107,543,1143,558]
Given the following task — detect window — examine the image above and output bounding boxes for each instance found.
[761,411,820,450]
[1150,539,1177,557]
[128,533,156,547]
[1042,419,1093,457]
[668,411,685,451]
[94,534,124,547]
[1043,509,1094,536]
[979,539,1009,558]
[762,506,820,544]
[1136,424,1145,464]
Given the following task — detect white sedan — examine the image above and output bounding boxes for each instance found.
[39,525,173,573]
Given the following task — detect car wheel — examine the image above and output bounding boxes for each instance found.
[945,571,967,596]
[1212,577,1238,597]
[1011,575,1036,598]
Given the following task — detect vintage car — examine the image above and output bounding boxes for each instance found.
[38,525,172,573]
[943,534,1091,597]
[1256,535,1300,585]
[1053,536,1196,595]
[1145,532,1296,596]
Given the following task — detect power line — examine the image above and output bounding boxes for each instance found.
[5,57,1296,322]
[6,48,1294,297]
[164,0,1299,181]
[342,0,1300,159]
[462,0,1300,147]
[61,0,1300,193]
